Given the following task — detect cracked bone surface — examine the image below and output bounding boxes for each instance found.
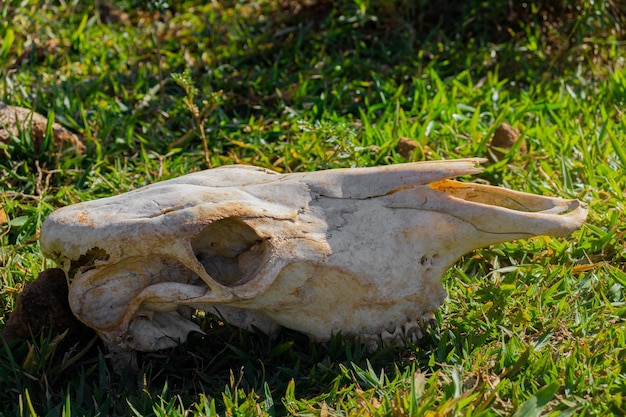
[40,158,587,352]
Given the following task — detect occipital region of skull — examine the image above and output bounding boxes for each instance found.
[40,158,588,352]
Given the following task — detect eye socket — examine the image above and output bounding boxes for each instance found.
[191,217,270,287]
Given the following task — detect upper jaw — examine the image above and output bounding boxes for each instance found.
[421,179,588,238]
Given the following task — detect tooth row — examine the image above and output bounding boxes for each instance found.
[378,311,437,345]
[359,311,437,350]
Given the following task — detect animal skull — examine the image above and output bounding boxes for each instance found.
[40,159,587,352]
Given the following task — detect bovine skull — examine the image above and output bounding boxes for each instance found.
[40,159,587,352]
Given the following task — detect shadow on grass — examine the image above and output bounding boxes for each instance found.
[0,318,443,415]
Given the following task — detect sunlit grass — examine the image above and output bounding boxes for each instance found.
[1,0,625,415]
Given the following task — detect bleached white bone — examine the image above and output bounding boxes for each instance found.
[40,159,587,352]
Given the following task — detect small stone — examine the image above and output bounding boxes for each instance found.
[487,123,525,162]
[97,1,130,25]
[12,38,66,68]
[397,137,421,159]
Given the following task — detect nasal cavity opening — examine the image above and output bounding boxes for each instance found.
[191,217,269,287]
[429,179,535,212]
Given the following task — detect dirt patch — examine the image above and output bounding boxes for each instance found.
[2,268,93,346]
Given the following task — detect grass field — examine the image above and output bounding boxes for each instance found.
[1,1,625,415]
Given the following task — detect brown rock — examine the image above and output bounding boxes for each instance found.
[487,123,526,162]
[0,103,85,154]
[397,137,421,159]
[2,268,86,343]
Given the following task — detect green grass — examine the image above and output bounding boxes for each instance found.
[1,0,625,415]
